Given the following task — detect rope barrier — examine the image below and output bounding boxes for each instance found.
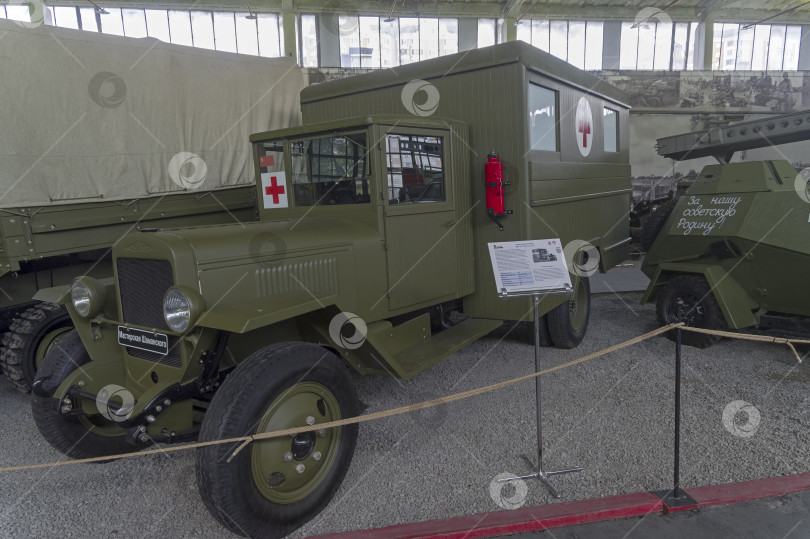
[0,321,806,473]
[0,323,680,473]
[679,326,810,363]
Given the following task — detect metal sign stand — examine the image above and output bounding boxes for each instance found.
[499,288,582,498]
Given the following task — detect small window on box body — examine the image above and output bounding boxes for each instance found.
[528,83,558,152]
[603,107,618,153]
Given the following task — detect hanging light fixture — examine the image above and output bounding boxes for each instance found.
[244,0,257,19]
[87,0,108,15]
[383,0,397,22]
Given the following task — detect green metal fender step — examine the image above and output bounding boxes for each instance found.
[365,316,503,380]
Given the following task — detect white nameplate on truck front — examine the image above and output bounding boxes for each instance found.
[118,326,169,356]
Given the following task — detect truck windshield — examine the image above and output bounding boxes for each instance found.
[290,132,370,206]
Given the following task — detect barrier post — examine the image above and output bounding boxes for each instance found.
[498,292,582,498]
[655,326,697,510]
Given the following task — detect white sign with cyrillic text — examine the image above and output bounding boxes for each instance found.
[488,239,571,295]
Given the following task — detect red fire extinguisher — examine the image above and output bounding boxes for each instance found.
[485,151,512,231]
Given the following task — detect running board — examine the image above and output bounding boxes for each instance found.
[365,316,503,380]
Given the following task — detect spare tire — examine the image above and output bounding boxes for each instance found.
[641,199,677,252]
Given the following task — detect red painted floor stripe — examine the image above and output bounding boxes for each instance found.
[314,492,663,539]
[689,471,810,508]
[313,472,810,539]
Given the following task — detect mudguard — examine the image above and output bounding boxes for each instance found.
[642,263,760,329]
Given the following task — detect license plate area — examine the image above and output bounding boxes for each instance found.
[117,326,169,356]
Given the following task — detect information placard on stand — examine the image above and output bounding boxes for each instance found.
[488,239,582,497]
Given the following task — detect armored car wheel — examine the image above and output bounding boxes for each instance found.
[548,276,591,349]
[196,342,359,539]
[1,302,73,393]
[31,330,151,459]
[656,274,727,348]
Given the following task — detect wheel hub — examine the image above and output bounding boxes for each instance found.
[674,297,704,325]
[291,432,316,461]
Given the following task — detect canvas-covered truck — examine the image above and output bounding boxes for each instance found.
[30,42,631,538]
[0,19,303,391]
[642,111,810,347]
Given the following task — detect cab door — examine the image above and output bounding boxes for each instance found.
[375,126,459,311]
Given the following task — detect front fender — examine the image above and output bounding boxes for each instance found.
[641,263,759,329]
[33,285,71,305]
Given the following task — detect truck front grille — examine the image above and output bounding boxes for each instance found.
[126,339,182,368]
[117,258,181,367]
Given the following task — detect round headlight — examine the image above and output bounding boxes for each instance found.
[163,287,205,333]
[71,277,105,318]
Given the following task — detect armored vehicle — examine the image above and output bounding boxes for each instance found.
[31,42,631,538]
[642,111,810,347]
[0,20,303,391]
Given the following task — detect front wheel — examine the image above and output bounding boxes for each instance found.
[31,330,151,459]
[656,274,727,348]
[548,276,591,349]
[196,342,359,539]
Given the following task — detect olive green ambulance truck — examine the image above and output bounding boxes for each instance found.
[31,42,631,538]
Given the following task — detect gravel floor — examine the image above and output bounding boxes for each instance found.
[1,292,808,538]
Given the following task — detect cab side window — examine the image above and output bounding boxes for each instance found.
[290,133,370,206]
[385,134,445,204]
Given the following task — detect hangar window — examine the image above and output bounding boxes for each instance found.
[621,22,698,70]
[385,135,445,204]
[478,19,496,48]
[603,108,618,153]
[713,23,802,71]
[145,10,171,42]
[99,9,125,36]
[528,83,558,152]
[339,16,458,68]
[290,133,370,206]
[517,20,603,70]
[52,6,79,29]
[43,6,284,58]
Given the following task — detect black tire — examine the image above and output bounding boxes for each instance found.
[641,200,676,252]
[656,274,727,349]
[548,276,591,349]
[31,330,150,459]
[516,316,553,347]
[196,342,359,539]
[1,302,73,393]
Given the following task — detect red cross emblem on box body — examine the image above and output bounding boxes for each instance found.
[265,176,285,204]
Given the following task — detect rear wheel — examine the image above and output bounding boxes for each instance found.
[1,302,73,393]
[548,276,591,349]
[656,274,727,348]
[31,330,150,459]
[197,342,359,539]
